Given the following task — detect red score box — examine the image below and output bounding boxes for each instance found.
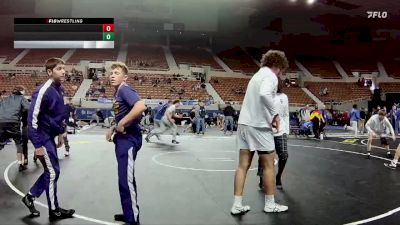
[102,24,114,32]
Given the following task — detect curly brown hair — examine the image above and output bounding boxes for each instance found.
[260,50,289,70]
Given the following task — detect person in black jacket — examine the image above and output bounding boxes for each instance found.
[0,85,30,171]
[22,98,30,166]
[223,103,235,135]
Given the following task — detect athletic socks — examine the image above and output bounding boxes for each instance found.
[234,196,242,206]
[265,195,274,205]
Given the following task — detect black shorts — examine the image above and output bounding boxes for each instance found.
[380,137,388,146]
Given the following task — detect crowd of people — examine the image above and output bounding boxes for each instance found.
[86,79,108,100]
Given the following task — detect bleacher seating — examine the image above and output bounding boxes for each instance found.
[0,47,23,64]
[17,50,67,66]
[305,82,371,103]
[171,47,222,70]
[382,60,400,78]
[0,74,81,97]
[300,59,342,79]
[96,74,208,100]
[340,60,378,76]
[281,85,315,105]
[217,47,259,75]
[126,45,169,70]
[211,77,313,104]
[380,83,400,93]
[67,49,119,64]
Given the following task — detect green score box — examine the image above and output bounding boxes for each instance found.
[102,32,115,41]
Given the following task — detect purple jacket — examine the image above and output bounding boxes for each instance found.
[28,79,66,148]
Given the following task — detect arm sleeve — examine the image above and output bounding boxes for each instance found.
[28,92,47,148]
[120,87,141,108]
[21,97,30,111]
[365,118,374,134]
[356,111,361,120]
[259,78,277,117]
[284,95,290,131]
[385,118,395,136]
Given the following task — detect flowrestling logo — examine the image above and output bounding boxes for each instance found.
[367,11,388,19]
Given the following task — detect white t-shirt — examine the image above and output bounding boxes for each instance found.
[365,114,394,135]
[274,93,289,136]
[162,105,176,123]
[238,67,278,128]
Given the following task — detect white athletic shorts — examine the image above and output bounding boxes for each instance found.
[236,124,275,154]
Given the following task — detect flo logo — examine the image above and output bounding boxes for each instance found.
[367,11,388,18]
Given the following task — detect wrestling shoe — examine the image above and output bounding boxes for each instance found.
[264,202,288,213]
[19,164,27,172]
[114,214,140,225]
[22,194,40,217]
[172,140,180,144]
[49,208,75,221]
[230,205,251,215]
[384,162,397,170]
[114,214,125,222]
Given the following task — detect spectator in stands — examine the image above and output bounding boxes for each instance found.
[299,104,311,122]
[1,90,7,100]
[284,78,290,87]
[320,87,328,96]
[223,102,235,135]
[0,85,30,171]
[99,86,106,94]
[167,78,172,84]
[194,102,207,135]
[372,107,378,115]
[396,106,400,135]
[310,108,325,139]
[90,109,104,125]
[357,78,363,87]
[359,107,367,134]
[389,105,397,132]
[345,104,361,137]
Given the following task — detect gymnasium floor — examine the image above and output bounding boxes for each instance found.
[1,126,400,225]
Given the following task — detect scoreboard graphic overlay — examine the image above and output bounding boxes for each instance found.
[14,18,114,49]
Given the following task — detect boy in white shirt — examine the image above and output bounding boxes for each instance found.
[365,110,396,159]
[231,50,289,215]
